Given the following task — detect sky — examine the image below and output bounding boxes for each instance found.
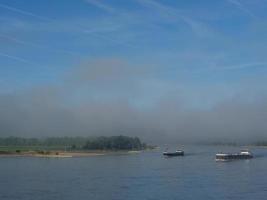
[0,0,267,143]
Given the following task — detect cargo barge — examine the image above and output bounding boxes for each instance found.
[163,150,184,157]
[215,150,253,161]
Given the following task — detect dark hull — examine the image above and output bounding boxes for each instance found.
[163,152,184,156]
[216,154,253,161]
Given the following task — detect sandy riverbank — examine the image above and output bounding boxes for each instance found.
[0,150,142,158]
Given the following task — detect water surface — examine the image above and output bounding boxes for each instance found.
[1,145,266,200]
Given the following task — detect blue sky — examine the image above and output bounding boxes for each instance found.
[1,0,267,108]
[1,1,267,140]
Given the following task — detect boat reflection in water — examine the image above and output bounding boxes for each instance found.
[215,150,253,161]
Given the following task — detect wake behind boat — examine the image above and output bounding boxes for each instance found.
[163,150,184,157]
[215,150,253,161]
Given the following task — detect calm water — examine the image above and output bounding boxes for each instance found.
[1,145,267,200]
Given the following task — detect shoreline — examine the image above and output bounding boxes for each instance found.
[0,150,143,158]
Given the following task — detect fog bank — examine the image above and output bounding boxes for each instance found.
[1,59,267,144]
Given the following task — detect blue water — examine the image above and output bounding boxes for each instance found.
[1,146,267,200]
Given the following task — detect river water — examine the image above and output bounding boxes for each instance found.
[0,145,266,200]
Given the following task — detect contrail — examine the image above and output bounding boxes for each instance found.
[0,3,52,21]
[0,34,84,57]
[218,62,267,70]
[85,0,115,14]
[0,2,137,49]
[136,0,212,38]
[227,0,257,19]
[0,52,34,64]
[81,31,138,48]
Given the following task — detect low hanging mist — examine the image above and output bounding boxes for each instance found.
[1,59,267,144]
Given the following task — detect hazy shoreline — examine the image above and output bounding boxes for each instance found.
[0,150,143,158]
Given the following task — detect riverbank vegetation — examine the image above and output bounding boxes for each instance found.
[0,136,151,153]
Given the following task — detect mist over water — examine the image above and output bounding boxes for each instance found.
[1,59,267,144]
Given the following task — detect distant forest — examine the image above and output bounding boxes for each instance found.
[0,136,147,150]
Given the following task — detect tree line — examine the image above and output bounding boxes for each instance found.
[0,136,147,150]
[83,136,145,150]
